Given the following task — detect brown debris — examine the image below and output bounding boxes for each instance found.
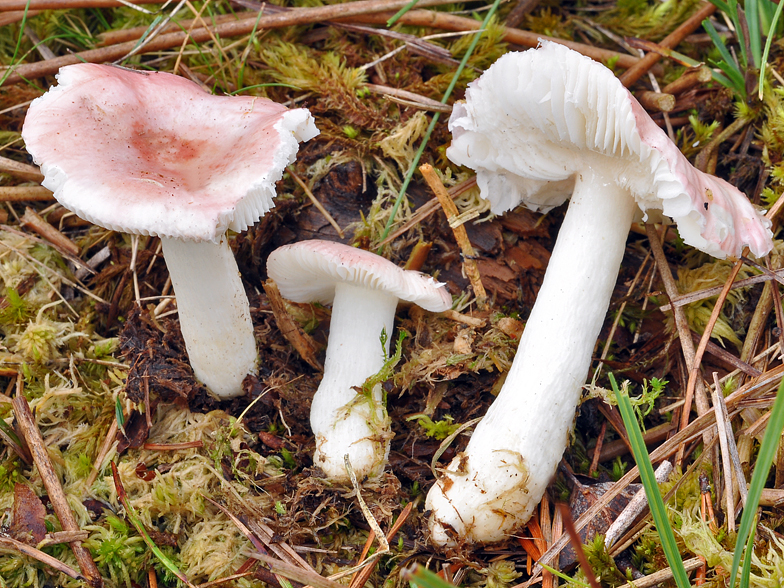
[9,483,47,545]
[119,306,205,405]
[263,279,324,372]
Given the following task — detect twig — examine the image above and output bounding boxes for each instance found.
[712,372,737,531]
[143,441,204,450]
[615,558,704,588]
[377,176,475,247]
[37,530,90,548]
[659,268,784,311]
[682,259,743,464]
[348,10,644,70]
[20,207,79,257]
[420,163,487,309]
[348,502,413,588]
[201,496,293,588]
[366,84,452,112]
[0,536,84,581]
[619,2,718,87]
[246,551,347,588]
[711,373,748,507]
[85,417,117,490]
[691,332,761,377]
[344,455,389,554]
[12,386,103,587]
[0,186,54,201]
[1,0,462,84]
[645,223,712,464]
[442,309,485,328]
[588,420,606,476]
[0,155,43,182]
[0,0,166,8]
[604,461,673,548]
[504,0,541,28]
[0,11,42,26]
[557,503,600,588]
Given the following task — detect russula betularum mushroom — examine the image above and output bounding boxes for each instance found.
[267,240,452,482]
[22,63,318,399]
[425,42,774,545]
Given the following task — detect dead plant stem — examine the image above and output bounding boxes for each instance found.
[0,0,165,8]
[12,384,103,587]
[350,10,643,70]
[288,167,345,238]
[1,0,462,84]
[420,163,486,309]
[645,223,712,465]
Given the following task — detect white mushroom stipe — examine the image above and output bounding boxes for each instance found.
[22,63,318,398]
[311,283,398,480]
[161,237,257,399]
[267,240,452,482]
[426,42,773,545]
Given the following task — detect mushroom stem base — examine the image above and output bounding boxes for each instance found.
[161,236,257,399]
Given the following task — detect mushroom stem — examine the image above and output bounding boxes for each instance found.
[311,282,397,481]
[426,169,638,544]
[161,236,257,399]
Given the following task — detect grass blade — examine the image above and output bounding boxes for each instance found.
[747,0,762,67]
[610,373,691,588]
[703,18,741,69]
[386,0,421,27]
[111,461,198,588]
[729,376,784,588]
[758,0,784,99]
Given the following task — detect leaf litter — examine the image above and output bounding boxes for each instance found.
[3,0,784,587]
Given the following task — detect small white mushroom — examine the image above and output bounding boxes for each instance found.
[426,42,774,545]
[22,63,318,399]
[267,240,451,482]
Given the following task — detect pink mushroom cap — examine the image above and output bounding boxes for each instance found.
[447,41,773,260]
[22,63,318,242]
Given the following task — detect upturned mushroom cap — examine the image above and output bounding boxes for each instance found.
[267,240,452,311]
[447,41,772,259]
[22,63,318,242]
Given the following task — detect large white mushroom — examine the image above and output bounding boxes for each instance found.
[267,240,452,482]
[426,42,774,545]
[22,63,318,399]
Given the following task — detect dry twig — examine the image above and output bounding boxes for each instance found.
[12,383,103,587]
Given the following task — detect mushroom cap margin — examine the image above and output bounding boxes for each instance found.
[266,240,452,312]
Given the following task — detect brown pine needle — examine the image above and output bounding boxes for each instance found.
[288,167,345,239]
[556,503,600,588]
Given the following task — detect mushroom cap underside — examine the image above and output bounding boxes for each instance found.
[447,41,773,260]
[22,63,318,242]
[267,240,452,312]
